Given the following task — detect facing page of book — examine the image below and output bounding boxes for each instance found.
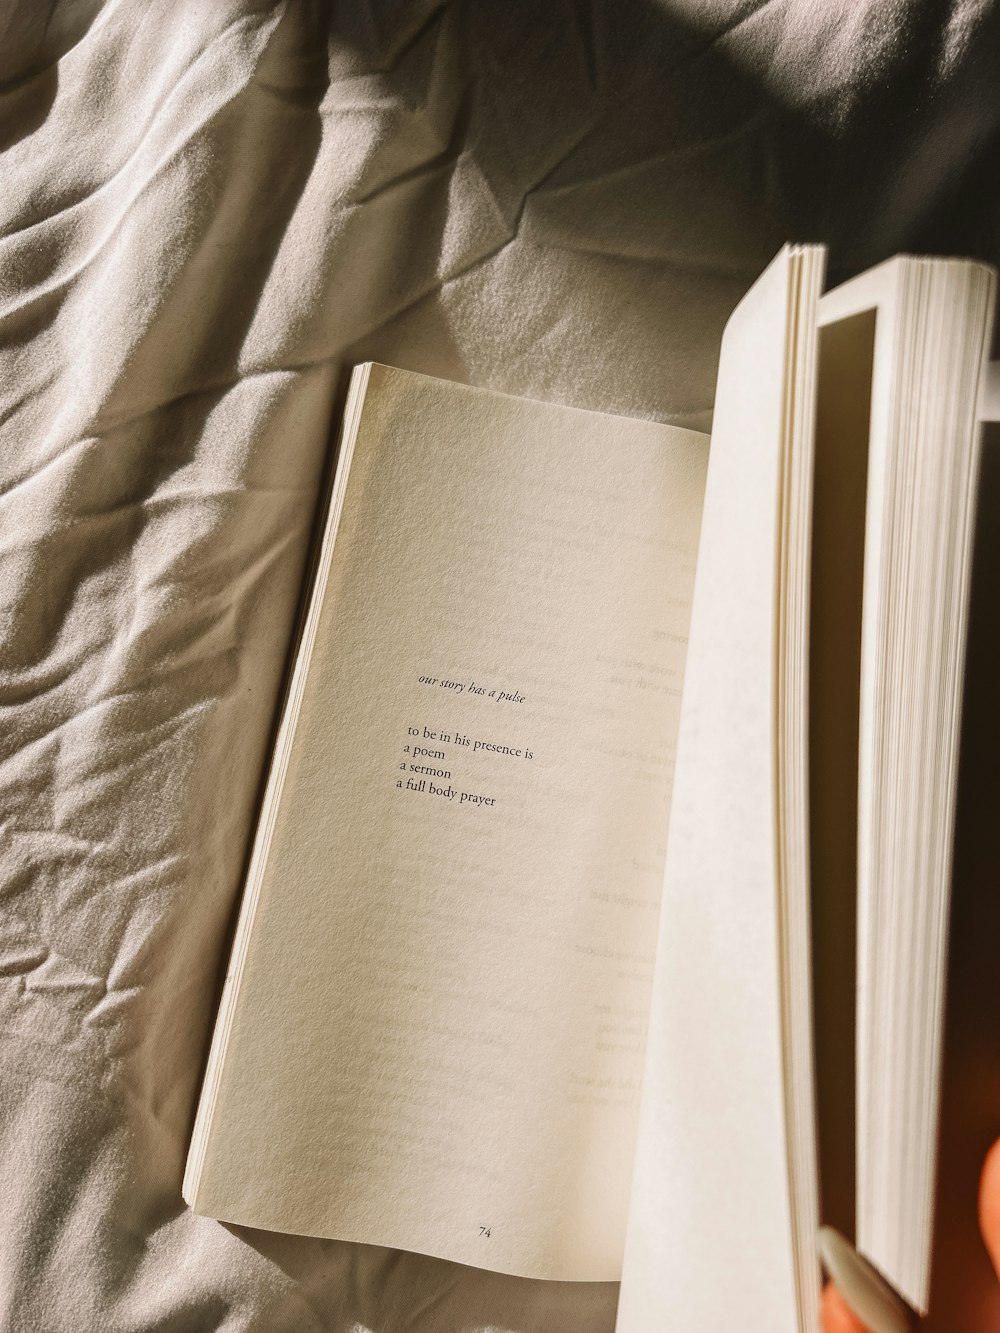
[184,365,709,1280]
[616,244,825,1333]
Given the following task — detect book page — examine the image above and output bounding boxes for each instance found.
[190,366,708,1280]
[617,246,823,1333]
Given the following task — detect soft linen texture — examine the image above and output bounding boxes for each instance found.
[2,2,999,1331]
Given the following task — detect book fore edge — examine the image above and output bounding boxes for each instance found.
[182,363,374,1208]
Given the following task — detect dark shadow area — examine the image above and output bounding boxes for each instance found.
[0,0,65,151]
[815,2,1000,282]
[809,310,878,1243]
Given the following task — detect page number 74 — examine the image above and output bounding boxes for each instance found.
[479,1226,492,1238]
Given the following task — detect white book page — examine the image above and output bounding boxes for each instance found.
[190,366,708,1281]
[617,247,821,1333]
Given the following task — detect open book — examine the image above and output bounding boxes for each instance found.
[183,246,995,1330]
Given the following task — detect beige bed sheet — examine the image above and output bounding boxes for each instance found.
[2,1,999,1329]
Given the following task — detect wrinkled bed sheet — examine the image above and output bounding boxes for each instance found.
[3,2,1000,1330]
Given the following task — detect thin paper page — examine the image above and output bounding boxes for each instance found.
[193,366,708,1281]
[617,247,817,1332]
